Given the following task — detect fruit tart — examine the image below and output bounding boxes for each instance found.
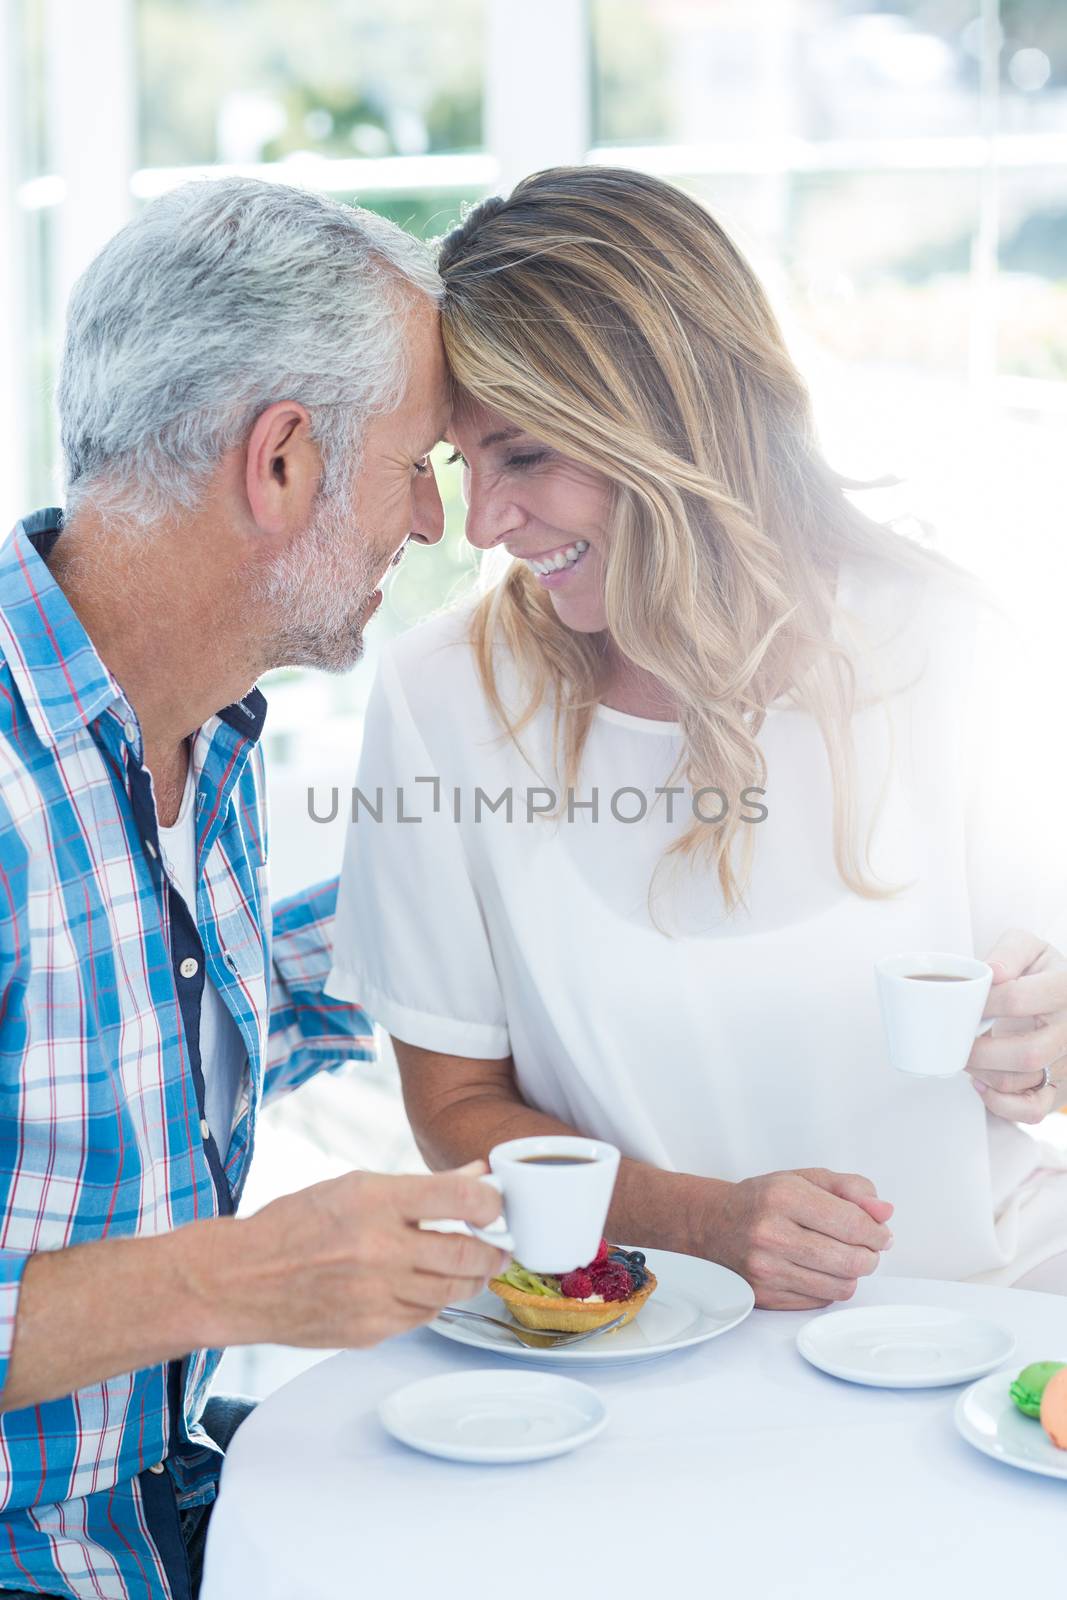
[489,1240,657,1333]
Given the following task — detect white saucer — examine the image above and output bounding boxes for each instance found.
[379,1370,608,1464]
[955,1371,1067,1480]
[797,1304,1015,1388]
[429,1247,754,1366]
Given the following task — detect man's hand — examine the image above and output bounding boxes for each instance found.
[199,1163,510,1350]
[693,1168,895,1310]
[0,1162,509,1413]
[966,931,1067,1125]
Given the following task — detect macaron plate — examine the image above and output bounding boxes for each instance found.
[379,1370,608,1464]
[797,1304,1015,1388]
[955,1372,1067,1481]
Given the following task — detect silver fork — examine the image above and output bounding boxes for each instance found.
[438,1306,627,1350]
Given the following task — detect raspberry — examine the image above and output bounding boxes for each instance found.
[560,1269,594,1299]
[593,1238,610,1266]
[590,1264,633,1302]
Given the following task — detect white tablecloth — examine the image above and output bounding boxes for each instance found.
[202,1277,1066,1600]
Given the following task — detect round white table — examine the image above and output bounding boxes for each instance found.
[202,1277,1065,1600]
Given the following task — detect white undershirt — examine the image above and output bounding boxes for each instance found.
[158,763,247,1155]
[328,562,1067,1285]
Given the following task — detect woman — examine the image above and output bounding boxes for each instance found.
[328,167,1067,1306]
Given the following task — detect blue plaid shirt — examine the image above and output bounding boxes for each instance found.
[0,511,374,1598]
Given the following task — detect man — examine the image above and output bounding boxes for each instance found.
[0,178,506,1600]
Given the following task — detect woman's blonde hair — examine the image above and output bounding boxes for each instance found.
[438,166,944,910]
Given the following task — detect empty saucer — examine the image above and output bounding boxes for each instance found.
[379,1369,608,1463]
[797,1304,1015,1388]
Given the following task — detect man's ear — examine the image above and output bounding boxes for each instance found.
[245,401,319,534]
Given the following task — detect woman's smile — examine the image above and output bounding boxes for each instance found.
[515,538,591,583]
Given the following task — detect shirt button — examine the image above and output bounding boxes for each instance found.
[148,1460,166,1475]
[123,720,137,745]
[199,1118,211,1142]
[179,957,199,980]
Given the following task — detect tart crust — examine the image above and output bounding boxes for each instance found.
[488,1270,658,1333]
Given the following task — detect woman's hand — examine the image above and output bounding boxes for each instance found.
[966,930,1067,1125]
[694,1168,895,1310]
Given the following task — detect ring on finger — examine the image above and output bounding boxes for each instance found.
[1029,1066,1056,1094]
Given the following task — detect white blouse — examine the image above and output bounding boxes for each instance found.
[328,560,1067,1282]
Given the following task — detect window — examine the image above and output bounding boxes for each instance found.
[138,0,487,167]
[588,0,1066,606]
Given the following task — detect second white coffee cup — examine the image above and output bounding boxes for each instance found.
[466,1135,621,1273]
[876,951,993,1078]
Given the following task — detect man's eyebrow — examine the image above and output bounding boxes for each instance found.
[479,426,523,449]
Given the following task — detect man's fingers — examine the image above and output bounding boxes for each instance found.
[398,1271,498,1312]
[411,1229,508,1281]
[396,1172,504,1227]
[984,928,1048,984]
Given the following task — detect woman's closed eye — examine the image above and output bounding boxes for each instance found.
[445,448,549,472]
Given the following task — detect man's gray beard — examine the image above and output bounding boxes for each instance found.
[260,489,380,674]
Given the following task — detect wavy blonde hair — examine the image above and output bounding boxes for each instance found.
[438,166,944,910]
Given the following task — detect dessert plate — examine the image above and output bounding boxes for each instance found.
[797,1304,1015,1388]
[428,1247,754,1366]
[955,1371,1067,1481]
[379,1370,608,1463]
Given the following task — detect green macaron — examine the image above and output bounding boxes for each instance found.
[1009,1361,1066,1419]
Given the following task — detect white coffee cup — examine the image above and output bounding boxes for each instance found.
[465,1135,621,1273]
[875,951,993,1078]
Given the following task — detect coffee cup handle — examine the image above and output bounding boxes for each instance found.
[464,1174,515,1255]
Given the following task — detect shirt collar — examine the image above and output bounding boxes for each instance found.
[0,511,267,748]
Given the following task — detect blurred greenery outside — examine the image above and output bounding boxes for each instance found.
[137,0,486,165]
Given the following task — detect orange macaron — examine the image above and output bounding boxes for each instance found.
[1039,1365,1067,1450]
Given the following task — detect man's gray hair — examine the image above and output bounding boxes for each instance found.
[57,177,443,528]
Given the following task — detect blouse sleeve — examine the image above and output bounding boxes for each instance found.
[326,645,511,1059]
[962,597,1067,958]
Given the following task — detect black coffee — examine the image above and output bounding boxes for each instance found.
[906,974,968,982]
[519,1155,596,1165]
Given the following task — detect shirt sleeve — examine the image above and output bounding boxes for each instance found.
[962,597,1067,958]
[327,647,511,1060]
[0,814,31,1395]
[263,877,376,1104]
